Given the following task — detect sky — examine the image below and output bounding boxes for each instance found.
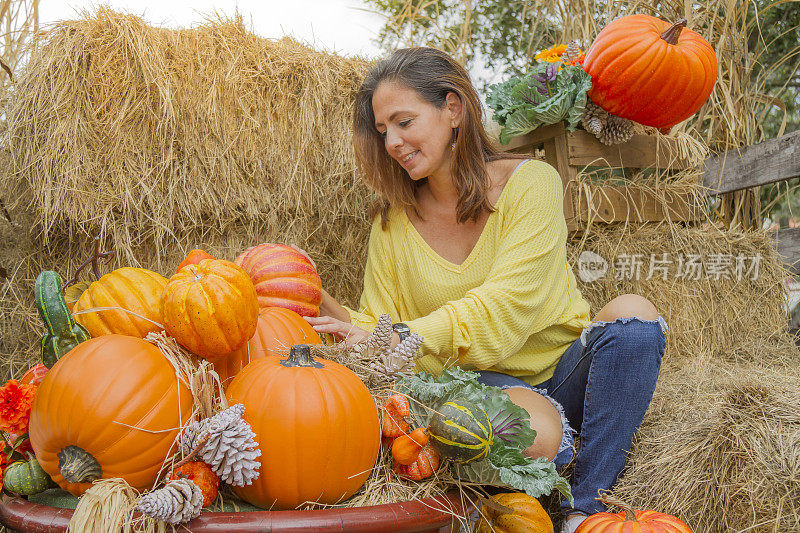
[38,0,387,58]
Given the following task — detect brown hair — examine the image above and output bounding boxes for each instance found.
[353,47,525,226]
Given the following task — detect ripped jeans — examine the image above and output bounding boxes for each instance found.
[477,315,668,516]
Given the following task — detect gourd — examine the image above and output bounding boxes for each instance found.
[226,344,380,509]
[72,267,167,338]
[583,15,717,132]
[428,398,493,464]
[211,307,321,388]
[20,363,48,386]
[391,428,428,465]
[3,454,51,496]
[166,461,219,507]
[161,259,259,359]
[475,492,554,533]
[34,271,90,368]
[381,394,411,438]
[235,243,322,317]
[28,335,193,495]
[392,446,440,481]
[576,494,693,532]
[177,249,214,273]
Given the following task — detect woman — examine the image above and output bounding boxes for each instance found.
[302,47,667,533]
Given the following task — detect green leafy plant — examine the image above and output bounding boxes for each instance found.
[486,62,592,145]
[395,367,573,504]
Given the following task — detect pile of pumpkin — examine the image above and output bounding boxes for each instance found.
[0,241,697,531]
[0,242,392,517]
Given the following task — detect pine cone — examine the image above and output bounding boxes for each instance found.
[181,404,261,487]
[371,332,423,377]
[562,40,581,63]
[137,478,203,525]
[581,99,634,145]
[366,314,393,357]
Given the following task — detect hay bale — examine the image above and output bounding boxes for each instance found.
[614,360,800,532]
[2,7,373,299]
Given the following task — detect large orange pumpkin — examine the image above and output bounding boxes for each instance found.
[583,15,717,131]
[28,335,193,496]
[226,344,380,509]
[235,243,322,317]
[161,259,259,359]
[211,307,322,388]
[72,267,167,338]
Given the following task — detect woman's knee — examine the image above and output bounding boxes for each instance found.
[594,293,658,322]
[503,387,564,461]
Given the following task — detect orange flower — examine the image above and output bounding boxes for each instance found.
[569,53,587,67]
[0,380,36,434]
[534,43,568,63]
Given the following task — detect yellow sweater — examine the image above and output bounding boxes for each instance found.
[345,160,592,385]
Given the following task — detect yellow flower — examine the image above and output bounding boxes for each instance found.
[534,44,569,63]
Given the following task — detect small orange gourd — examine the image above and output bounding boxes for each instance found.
[381,394,411,438]
[392,446,440,481]
[391,428,428,465]
[176,249,214,273]
[576,494,693,532]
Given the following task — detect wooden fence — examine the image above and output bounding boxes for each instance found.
[703,129,800,275]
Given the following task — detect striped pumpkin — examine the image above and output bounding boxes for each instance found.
[428,399,493,463]
[234,243,322,317]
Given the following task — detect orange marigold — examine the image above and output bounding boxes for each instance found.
[0,380,36,434]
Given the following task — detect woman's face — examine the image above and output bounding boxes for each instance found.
[372,81,461,181]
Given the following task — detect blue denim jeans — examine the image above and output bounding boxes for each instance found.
[476,315,667,516]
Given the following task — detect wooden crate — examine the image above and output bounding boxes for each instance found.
[502,122,700,231]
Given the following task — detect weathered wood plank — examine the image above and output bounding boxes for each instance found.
[567,130,692,169]
[502,122,566,152]
[775,226,800,276]
[703,129,800,195]
[570,186,700,224]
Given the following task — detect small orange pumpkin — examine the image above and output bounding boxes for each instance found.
[475,492,554,533]
[583,14,717,132]
[381,394,411,438]
[211,307,321,388]
[28,335,193,495]
[392,428,428,465]
[177,249,215,273]
[226,344,380,510]
[72,267,167,338]
[235,243,322,317]
[392,446,440,481]
[161,259,259,359]
[576,494,693,533]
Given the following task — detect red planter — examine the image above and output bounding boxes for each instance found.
[0,492,469,533]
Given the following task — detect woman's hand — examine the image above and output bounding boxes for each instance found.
[304,316,370,347]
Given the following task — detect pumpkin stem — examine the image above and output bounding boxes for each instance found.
[58,445,102,484]
[65,236,115,288]
[281,344,324,368]
[595,491,638,521]
[660,19,687,45]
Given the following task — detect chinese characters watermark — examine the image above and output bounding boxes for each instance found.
[577,251,761,283]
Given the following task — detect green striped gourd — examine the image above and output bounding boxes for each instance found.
[428,398,493,463]
[35,271,90,368]
[3,456,51,495]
